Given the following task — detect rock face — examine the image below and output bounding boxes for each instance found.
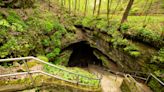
[61,26,163,91]
[64,28,155,73]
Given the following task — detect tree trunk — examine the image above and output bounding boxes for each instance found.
[75,0,77,13]
[121,0,134,24]
[63,0,65,6]
[84,0,88,16]
[97,0,102,17]
[78,0,81,12]
[69,0,71,13]
[107,0,110,23]
[93,0,97,16]
[61,0,63,8]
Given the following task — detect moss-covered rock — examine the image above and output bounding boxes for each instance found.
[0,75,101,92]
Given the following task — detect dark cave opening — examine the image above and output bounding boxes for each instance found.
[67,41,103,67]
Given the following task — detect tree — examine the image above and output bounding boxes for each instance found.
[61,0,63,8]
[107,0,110,19]
[84,0,88,16]
[69,0,71,13]
[97,0,102,17]
[78,0,81,12]
[93,0,97,15]
[107,0,110,23]
[120,0,134,24]
[75,0,77,13]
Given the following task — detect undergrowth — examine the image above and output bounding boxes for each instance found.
[43,64,99,86]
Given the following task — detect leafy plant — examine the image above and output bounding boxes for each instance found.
[43,64,99,86]
[0,19,10,27]
[152,48,164,64]
[7,11,27,29]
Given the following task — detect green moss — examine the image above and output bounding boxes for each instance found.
[129,51,141,57]
[37,55,49,62]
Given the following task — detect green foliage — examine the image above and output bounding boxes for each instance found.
[152,48,164,64]
[81,17,93,28]
[121,23,130,32]
[7,11,27,29]
[130,7,140,15]
[111,37,128,48]
[0,19,10,27]
[46,48,61,59]
[42,20,55,32]
[54,50,73,66]
[0,38,17,58]
[148,77,164,92]
[42,38,51,46]
[37,55,49,62]
[44,64,99,86]
[11,23,24,32]
[110,31,141,57]
[154,70,164,77]
[129,51,141,57]
[137,28,161,42]
[123,45,138,52]
[124,45,141,57]
[95,19,108,30]
[121,22,163,48]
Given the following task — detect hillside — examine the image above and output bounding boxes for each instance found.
[0,0,163,92]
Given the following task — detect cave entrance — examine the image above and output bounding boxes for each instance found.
[67,41,102,67]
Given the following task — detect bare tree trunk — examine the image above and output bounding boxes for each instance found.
[75,0,77,13]
[107,0,110,23]
[48,0,50,11]
[93,0,97,16]
[69,0,71,13]
[63,0,65,6]
[84,0,88,16]
[97,0,102,17]
[61,0,63,8]
[120,0,134,24]
[111,0,121,19]
[107,0,113,23]
[78,0,81,12]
